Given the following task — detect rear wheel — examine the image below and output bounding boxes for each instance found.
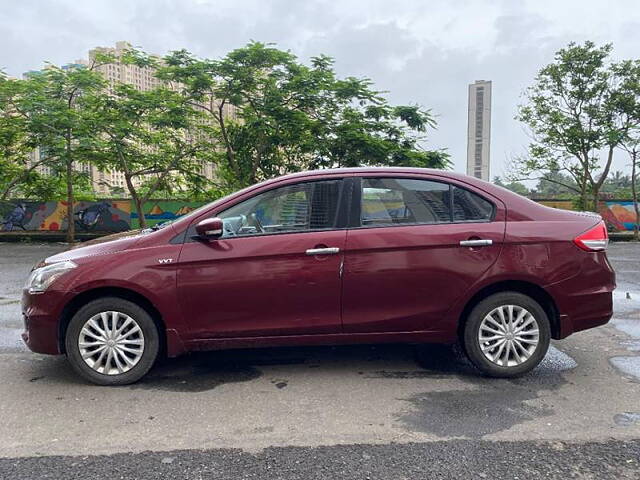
[65,297,159,385]
[463,292,550,377]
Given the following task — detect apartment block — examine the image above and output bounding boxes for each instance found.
[26,41,231,197]
[466,80,492,182]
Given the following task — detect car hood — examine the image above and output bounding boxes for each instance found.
[45,230,144,264]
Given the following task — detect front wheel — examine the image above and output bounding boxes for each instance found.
[463,292,551,378]
[65,297,159,385]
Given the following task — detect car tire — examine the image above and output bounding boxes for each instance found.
[463,292,550,378]
[65,297,159,386]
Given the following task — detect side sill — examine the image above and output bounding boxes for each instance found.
[184,330,457,352]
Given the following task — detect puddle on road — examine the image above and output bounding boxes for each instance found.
[608,280,640,380]
[611,319,640,352]
[538,345,578,373]
[613,283,640,316]
[609,356,640,382]
[614,412,640,427]
[395,345,576,438]
[612,318,640,338]
[370,344,577,381]
[613,412,640,427]
[0,327,27,354]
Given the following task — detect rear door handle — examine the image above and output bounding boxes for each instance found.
[305,247,340,255]
[459,239,493,247]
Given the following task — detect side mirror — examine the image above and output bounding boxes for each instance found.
[195,217,224,241]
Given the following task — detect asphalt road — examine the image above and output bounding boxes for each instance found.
[1,242,639,479]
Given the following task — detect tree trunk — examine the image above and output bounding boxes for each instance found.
[133,193,146,230]
[65,141,75,244]
[592,188,600,215]
[632,150,639,241]
[590,145,615,214]
[125,174,146,229]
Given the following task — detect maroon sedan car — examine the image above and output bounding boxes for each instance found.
[22,168,615,385]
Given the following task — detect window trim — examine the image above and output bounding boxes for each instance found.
[180,177,351,243]
[350,176,496,230]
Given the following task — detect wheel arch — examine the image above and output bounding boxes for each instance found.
[457,280,561,340]
[58,286,167,356]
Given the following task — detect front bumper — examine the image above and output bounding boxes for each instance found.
[21,289,69,355]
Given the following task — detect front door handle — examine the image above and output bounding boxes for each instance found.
[459,239,493,247]
[305,247,340,255]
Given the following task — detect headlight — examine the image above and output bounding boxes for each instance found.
[24,260,77,294]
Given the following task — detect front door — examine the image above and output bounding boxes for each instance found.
[342,176,505,334]
[177,178,347,339]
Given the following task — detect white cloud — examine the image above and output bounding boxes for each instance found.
[2,0,639,176]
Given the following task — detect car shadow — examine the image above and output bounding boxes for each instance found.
[24,341,577,394]
[132,343,487,392]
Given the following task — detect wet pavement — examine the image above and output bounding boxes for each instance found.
[1,242,639,478]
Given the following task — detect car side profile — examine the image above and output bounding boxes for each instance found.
[21,168,615,385]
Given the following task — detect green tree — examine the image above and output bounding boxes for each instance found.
[493,176,530,196]
[0,75,45,200]
[160,42,449,192]
[8,63,107,241]
[610,59,640,238]
[84,82,213,228]
[516,42,628,211]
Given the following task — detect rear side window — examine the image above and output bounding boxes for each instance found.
[217,180,342,237]
[359,177,494,227]
[452,186,494,222]
[361,178,451,226]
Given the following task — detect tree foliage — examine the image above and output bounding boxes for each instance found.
[84,77,213,228]
[1,41,450,239]
[492,176,530,196]
[610,59,640,237]
[160,42,449,192]
[5,63,107,240]
[515,42,629,211]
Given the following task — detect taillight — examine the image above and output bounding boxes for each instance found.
[573,221,608,251]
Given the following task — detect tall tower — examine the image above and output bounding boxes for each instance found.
[466,80,492,181]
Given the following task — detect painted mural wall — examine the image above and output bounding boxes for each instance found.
[1,198,637,233]
[536,199,639,231]
[0,200,131,232]
[600,201,639,232]
[129,200,204,228]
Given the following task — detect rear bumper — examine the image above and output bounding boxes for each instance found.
[21,289,69,355]
[547,251,615,339]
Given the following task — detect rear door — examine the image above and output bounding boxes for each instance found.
[341,175,505,334]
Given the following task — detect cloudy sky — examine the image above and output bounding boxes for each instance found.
[2,0,639,177]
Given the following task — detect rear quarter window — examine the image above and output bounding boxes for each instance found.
[452,186,494,222]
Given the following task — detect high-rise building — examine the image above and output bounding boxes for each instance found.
[25,41,232,196]
[466,80,491,181]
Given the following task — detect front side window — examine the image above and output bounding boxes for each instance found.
[359,177,494,227]
[218,180,342,237]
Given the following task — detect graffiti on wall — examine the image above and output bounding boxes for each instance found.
[5,197,635,233]
[600,201,639,232]
[536,199,638,232]
[129,200,204,228]
[0,200,131,232]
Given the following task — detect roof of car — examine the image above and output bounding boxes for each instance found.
[276,167,481,183]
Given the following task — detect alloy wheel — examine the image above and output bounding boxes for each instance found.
[478,304,539,367]
[78,311,145,375]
